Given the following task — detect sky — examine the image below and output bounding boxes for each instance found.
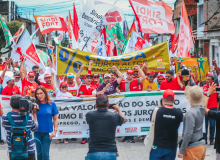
[8,0,176,27]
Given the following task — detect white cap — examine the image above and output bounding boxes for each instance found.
[6,77,14,83]
[104,73,111,78]
[44,73,51,78]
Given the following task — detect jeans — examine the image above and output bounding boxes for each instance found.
[149,147,177,160]
[34,132,52,160]
[85,152,117,160]
[204,108,216,140]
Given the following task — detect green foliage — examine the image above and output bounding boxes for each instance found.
[0,20,26,50]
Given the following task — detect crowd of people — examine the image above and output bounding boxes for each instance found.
[0,57,220,160]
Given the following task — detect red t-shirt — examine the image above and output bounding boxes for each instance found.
[40,82,54,97]
[91,81,100,89]
[0,77,3,85]
[0,64,3,71]
[22,78,38,96]
[2,85,21,96]
[160,77,181,91]
[203,84,217,109]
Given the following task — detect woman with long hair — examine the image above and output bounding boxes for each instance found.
[34,86,59,160]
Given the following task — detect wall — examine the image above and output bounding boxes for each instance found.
[207,0,220,30]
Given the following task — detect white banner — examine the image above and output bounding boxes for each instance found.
[1,91,189,139]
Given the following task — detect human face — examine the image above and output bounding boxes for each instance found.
[165,74,173,82]
[157,77,164,85]
[28,76,35,83]
[67,77,74,84]
[36,89,46,103]
[206,76,214,85]
[133,72,138,78]
[60,86,68,93]
[0,60,2,64]
[14,76,20,82]
[8,80,15,86]
[44,76,51,85]
[93,75,100,83]
[33,68,39,75]
[127,73,133,81]
[14,62,19,67]
[85,76,92,85]
[104,77,110,84]
[109,73,116,82]
[148,74,154,82]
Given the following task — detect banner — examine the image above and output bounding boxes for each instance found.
[34,15,68,34]
[129,0,175,34]
[13,24,25,45]
[56,42,170,75]
[1,91,189,139]
[174,57,209,81]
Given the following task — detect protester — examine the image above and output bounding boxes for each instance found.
[97,66,123,95]
[13,60,20,70]
[88,60,101,88]
[2,95,39,160]
[85,94,126,160]
[2,77,21,96]
[34,86,59,160]
[142,71,158,91]
[149,89,183,160]
[204,83,220,159]
[14,72,22,92]
[66,72,79,97]
[160,70,182,90]
[39,74,54,97]
[203,74,219,145]
[0,58,3,70]
[178,86,206,159]
[0,58,10,85]
[109,70,117,82]
[156,75,165,88]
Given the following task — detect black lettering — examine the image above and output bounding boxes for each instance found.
[146,101,150,106]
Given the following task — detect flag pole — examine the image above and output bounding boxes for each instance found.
[82,37,91,51]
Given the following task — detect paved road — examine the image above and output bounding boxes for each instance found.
[0,137,216,160]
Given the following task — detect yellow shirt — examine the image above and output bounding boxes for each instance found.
[142,79,158,91]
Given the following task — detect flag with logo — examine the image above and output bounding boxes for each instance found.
[124,31,149,54]
[54,31,65,45]
[177,0,193,57]
[0,14,13,50]
[11,29,46,71]
[129,0,175,34]
[102,6,125,25]
[13,24,25,45]
[34,15,68,34]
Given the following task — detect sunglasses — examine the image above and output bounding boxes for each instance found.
[93,76,99,78]
[158,79,164,80]
[165,76,171,78]
[149,76,154,78]
[29,76,34,78]
[33,70,38,73]
[61,86,67,89]
[134,74,138,76]
[15,77,20,79]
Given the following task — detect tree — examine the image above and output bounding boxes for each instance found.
[0,20,25,50]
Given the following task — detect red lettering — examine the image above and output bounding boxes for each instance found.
[42,22,46,28]
[153,10,155,17]
[157,18,163,26]
[136,6,138,13]
[46,22,50,26]
[142,16,148,25]
[140,7,145,14]
[156,11,161,18]
[149,18,156,25]
[55,22,58,26]
[147,9,151,17]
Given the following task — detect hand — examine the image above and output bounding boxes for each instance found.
[111,66,117,71]
[39,68,44,74]
[0,107,4,117]
[178,152,183,158]
[32,105,39,114]
[140,63,143,67]
[176,59,181,64]
[177,72,181,77]
[24,86,28,91]
[112,103,120,112]
[79,95,84,98]
[6,58,11,65]
[134,65,140,70]
[49,131,56,140]
[116,89,121,94]
[213,60,216,65]
[89,60,94,65]
[51,72,55,77]
[157,89,161,91]
[147,89,152,92]
[194,64,197,69]
[47,58,52,67]
[80,65,84,70]
[106,83,111,88]
[210,65,214,71]
[207,83,217,95]
[143,62,148,67]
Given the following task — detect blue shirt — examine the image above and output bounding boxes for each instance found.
[2,111,38,154]
[36,101,58,133]
[156,83,161,89]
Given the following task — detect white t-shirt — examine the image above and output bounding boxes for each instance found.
[54,88,74,98]
[68,83,79,97]
[15,79,22,92]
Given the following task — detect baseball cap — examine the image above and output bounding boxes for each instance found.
[157,75,165,79]
[67,73,74,78]
[163,89,175,99]
[93,73,99,77]
[85,74,93,78]
[147,71,155,75]
[6,77,14,83]
[206,71,213,76]
[44,73,51,78]
[60,82,68,87]
[28,71,35,77]
[14,72,20,77]
[104,73,111,78]
[127,69,134,74]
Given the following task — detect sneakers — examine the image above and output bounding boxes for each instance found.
[210,140,214,145]
[122,137,135,143]
[128,139,135,143]
[122,137,128,142]
[81,139,87,144]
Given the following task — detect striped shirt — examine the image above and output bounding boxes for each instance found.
[2,111,38,154]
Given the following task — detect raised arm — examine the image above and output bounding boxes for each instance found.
[177,73,184,90]
[88,60,93,74]
[176,58,183,68]
[1,58,10,81]
[76,65,83,86]
[113,103,126,124]
[205,83,217,115]
[193,65,198,84]
[134,65,145,83]
[213,60,219,76]
[111,66,123,84]
[20,59,26,80]
[51,73,57,91]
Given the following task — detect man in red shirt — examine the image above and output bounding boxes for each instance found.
[20,60,39,96]
[0,58,10,85]
[203,74,219,145]
[39,73,54,97]
[87,60,101,88]
[2,77,21,95]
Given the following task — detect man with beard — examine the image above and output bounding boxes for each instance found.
[88,60,102,88]
[2,77,21,95]
[66,72,79,97]
[20,59,38,96]
[142,71,158,91]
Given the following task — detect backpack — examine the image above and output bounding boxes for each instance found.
[7,112,29,159]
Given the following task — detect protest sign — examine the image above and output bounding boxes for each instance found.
[56,42,170,75]
[174,57,209,81]
[34,15,68,34]
[1,91,189,139]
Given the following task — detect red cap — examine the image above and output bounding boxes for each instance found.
[163,89,175,99]
[44,73,51,78]
[157,75,165,79]
[85,74,93,78]
[60,82,68,87]
[147,71,155,75]
[93,73,99,77]
[206,71,213,76]
[127,69,134,74]
[28,71,35,77]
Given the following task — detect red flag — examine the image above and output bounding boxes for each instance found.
[178,0,193,57]
[170,33,175,50]
[100,27,108,55]
[68,11,73,40]
[73,3,79,41]
[34,15,67,34]
[143,33,149,42]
